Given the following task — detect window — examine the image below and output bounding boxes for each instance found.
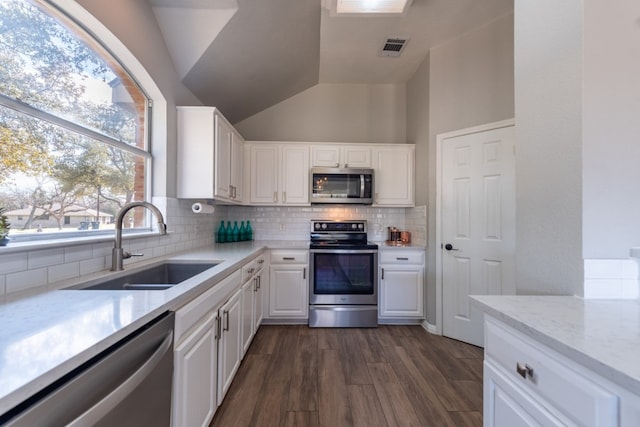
[0,0,151,241]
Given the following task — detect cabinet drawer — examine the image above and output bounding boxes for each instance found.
[175,270,241,341]
[270,250,308,264]
[485,317,618,427]
[242,260,258,282]
[379,250,424,264]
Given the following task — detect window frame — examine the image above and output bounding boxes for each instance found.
[0,0,158,245]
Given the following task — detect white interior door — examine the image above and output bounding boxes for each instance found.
[441,125,515,347]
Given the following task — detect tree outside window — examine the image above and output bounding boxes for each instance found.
[0,0,150,239]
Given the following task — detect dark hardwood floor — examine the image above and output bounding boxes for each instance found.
[211,325,484,427]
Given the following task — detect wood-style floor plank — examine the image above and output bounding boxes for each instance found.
[210,325,484,427]
[318,349,354,426]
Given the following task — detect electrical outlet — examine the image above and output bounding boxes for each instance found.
[279,223,285,230]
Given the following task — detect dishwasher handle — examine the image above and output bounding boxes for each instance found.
[67,330,173,427]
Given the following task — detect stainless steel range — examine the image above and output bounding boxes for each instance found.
[309,220,378,327]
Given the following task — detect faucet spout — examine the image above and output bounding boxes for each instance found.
[112,201,167,271]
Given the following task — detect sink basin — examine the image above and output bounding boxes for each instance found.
[70,262,219,290]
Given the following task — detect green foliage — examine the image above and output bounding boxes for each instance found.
[0,206,11,238]
[0,0,144,227]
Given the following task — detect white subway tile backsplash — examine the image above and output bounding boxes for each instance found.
[48,262,80,283]
[6,268,47,293]
[0,197,430,297]
[28,248,64,269]
[0,253,28,274]
[79,257,106,276]
[64,245,94,263]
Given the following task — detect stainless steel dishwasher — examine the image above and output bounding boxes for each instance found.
[1,312,174,426]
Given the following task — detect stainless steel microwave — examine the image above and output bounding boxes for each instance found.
[310,167,374,204]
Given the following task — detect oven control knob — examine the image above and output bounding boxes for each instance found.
[321,223,327,229]
[315,223,321,229]
[358,224,364,229]
[352,224,357,229]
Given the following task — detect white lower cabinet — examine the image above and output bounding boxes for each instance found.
[173,311,218,427]
[379,250,425,319]
[172,252,268,426]
[483,316,637,427]
[269,250,309,319]
[217,287,242,404]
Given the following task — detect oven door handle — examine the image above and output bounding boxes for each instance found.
[310,249,378,255]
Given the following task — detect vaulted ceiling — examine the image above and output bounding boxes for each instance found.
[149,0,513,123]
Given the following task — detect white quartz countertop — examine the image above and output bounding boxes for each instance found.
[0,240,305,415]
[471,295,640,395]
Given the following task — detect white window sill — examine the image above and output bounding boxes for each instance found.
[0,230,171,254]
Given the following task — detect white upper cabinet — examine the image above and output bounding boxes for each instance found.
[310,144,371,168]
[177,106,243,204]
[372,144,415,207]
[246,142,310,206]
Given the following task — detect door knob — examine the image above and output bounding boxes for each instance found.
[444,243,459,251]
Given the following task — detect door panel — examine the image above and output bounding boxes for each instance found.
[442,125,516,346]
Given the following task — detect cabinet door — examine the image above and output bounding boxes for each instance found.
[311,145,341,167]
[240,277,255,357]
[254,269,264,329]
[379,265,424,318]
[484,361,566,427]
[214,114,233,201]
[176,107,215,198]
[230,132,244,203]
[248,144,279,204]
[372,145,415,206]
[218,288,242,404]
[342,145,371,168]
[173,311,218,427]
[280,145,310,205]
[269,265,308,318]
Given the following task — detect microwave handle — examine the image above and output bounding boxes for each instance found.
[360,174,365,197]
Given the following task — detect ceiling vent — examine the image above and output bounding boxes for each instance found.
[379,37,409,57]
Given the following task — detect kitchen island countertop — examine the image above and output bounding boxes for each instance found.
[471,295,640,396]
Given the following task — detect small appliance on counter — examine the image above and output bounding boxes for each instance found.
[386,226,411,246]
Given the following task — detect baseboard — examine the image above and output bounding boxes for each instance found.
[421,320,438,335]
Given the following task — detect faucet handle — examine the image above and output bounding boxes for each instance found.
[123,251,144,259]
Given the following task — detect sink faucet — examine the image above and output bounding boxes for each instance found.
[112,201,167,271]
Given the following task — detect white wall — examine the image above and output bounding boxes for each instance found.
[421,13,514,323]
[75,0,201,198]
[582,0,640,259]
[514,1,583,296]
[235,83,406,143]
[406,56,430,208]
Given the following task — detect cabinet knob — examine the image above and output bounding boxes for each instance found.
[516,362,534,380]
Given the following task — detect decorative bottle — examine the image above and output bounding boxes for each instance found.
[239,221,246,241]
[232,221,239,242]
[246,220,253,241]
[225,221,233,243]
[217,221,226,243]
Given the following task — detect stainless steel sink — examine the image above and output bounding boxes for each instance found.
[69,262,219,290]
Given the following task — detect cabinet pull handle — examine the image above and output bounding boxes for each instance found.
[396,257,409,261]
[516,362,534,379]
[253,277,258,292]
[274,191,277,203]
[344,163,348,168]
[229,185,233,198]
[257,275,261,289]
[381,267,384,280]
[283,257,295,260]
[303,267,306,280]
[232,186,236,199]
[283,191,286,203]
[215,316,221,340]
[258,259,264,264]
[223,310,229,331]
[335,162,340,168]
